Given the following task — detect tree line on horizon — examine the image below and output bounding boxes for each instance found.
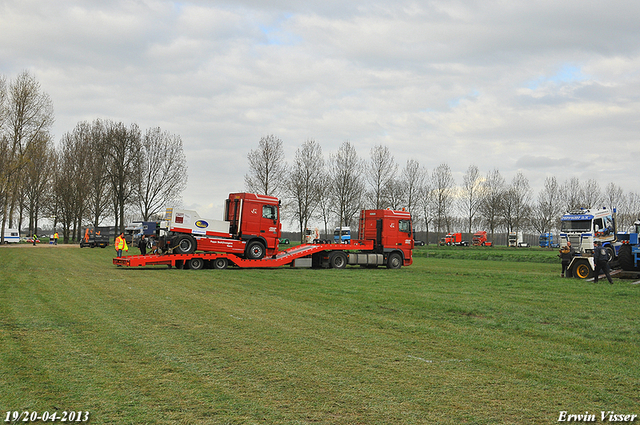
[245,135,640,243]
[0,71,187,243]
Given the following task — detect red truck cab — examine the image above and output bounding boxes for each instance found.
[359,209,414,266]
[159,192,281,259]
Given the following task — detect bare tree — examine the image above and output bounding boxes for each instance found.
[560,177,583,212]
[501,172,532,234]
[329,141,364,229]
[401,159,425,214]
[384,178,407,211]
[417,170,434,244]
[603,182,624,212]
[106,121,141,232]
[136,127,187,221]
[22,132,54,236]
[531,176,563,234]
[0,71,54,241]
[365,144,397,209]
[619,191,640,231]
[85,119,111,227]
[431,163,455,238]
[479,168,505,242]
[54,133,81,243]
[581,179,602,209]
[285,139,325,242]
[459,164,483,238]
[245,134,287,197]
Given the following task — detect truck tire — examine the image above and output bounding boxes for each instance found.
[618,245,637,271]
[245,240,266,260]
[572,259,593,279]
[213,258,228,270]
[387,252,403,269]
[329,251,347,269]
[605,245,615,263]
[175,235,197,254]
[188,258,204,270]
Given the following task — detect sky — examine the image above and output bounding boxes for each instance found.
[1,0,640,226]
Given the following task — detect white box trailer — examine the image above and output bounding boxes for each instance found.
[2,228,20,243]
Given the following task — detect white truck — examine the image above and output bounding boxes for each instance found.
[560,207,616,279]
[508,232,529,247]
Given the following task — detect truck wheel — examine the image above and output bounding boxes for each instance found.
[245,241,265,260]
[175,235,196,254]
[213,258,228,270]
[618,245,636,270]
[387,252,403,269]
[189,258,204,270]
[329,251,347,269]
[605,245,615,263]
[572,260,593,279]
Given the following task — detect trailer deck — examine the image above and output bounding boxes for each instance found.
[113,240,376,269]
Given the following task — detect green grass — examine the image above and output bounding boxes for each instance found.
[1,246,638,424]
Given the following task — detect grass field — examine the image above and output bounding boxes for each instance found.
[1,244,638,424]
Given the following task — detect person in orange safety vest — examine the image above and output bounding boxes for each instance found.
[115,232,129,258]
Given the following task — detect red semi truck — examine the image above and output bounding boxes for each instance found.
[113,193,414,270]
[472,231,492,247]
[440,232,468,246]
[157,192,281,260]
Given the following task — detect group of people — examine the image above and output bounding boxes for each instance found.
[30,232,58,246]
[559,240,613,284]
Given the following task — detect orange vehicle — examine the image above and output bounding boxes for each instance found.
[157,192,281,260]
[472,231,493,247]
[113,195,414,271]
[440,232,469,246]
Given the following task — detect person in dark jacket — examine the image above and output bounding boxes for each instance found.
[139,234,147,256]
[559,241,575,277]
[593,241,613,284]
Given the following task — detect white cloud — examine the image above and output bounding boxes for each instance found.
[2,0,640,222]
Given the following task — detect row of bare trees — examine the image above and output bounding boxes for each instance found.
[245,135,640,242]
[0,71,188,243]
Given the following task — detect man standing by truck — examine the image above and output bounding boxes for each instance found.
[559,241,575,277]
[115,233,128,258]
[593,241,613,284]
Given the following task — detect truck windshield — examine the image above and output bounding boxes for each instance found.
[561,220,591,232]
[399,220,411,235]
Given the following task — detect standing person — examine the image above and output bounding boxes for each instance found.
[559,241,575,277]
[53,231,59,245]
[115,232,129,258]
[139,234,147,256]
[593,241,613,284]
[33,233,37,246]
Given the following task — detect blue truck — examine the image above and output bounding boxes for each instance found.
[539,232,559,248]
[617,220,640,271]
[333,226,351,244]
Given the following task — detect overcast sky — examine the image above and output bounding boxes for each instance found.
[2,0,639,223]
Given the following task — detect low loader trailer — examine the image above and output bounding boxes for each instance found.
[113,239,406,270]
[113,205,414,270]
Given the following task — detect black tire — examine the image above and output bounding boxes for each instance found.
[605,245,615,263]
[618,245,636,271]
[387,252,403,269]
[245,240,266,260]
[213,257,228,270]
[329,251,347,269]
[572,259,593,279]
[175,235,197,254]
[189,258,204,270]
